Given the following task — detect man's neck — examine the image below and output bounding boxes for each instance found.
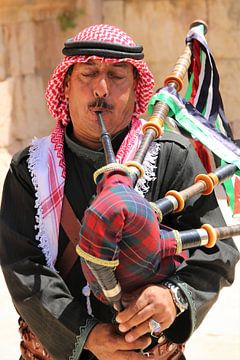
[67,122,130,153]
[72,129,103,150]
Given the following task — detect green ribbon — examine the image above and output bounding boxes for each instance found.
[147,90,240,174]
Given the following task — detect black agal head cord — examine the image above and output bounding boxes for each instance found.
[62,39,144,59]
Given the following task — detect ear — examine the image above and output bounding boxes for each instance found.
[64,74,71,99]
[133,67,139,91]
[133,76,139,92]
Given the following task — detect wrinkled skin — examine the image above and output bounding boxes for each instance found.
[64,60,137,149]
[85,285,177,359]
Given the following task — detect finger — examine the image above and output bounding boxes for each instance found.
[116,294,149,324]
[119,313,172,344]
[118,303,155,333]
[114,332,152,351]
[124,320,151,343]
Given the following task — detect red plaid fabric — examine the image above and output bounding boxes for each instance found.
[79,170,188,304]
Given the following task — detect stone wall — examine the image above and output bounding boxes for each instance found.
[0,0,239,156]
[0,0,103,154]
[103,0,240,138]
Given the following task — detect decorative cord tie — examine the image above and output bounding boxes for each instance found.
[76,244,119,268]
[93,163,131,184]
[124,160,145,178]
[149,202,163,223]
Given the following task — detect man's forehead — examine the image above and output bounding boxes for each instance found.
[76,60,132,69]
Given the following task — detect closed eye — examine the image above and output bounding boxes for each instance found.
[81,72,98,78]
[108,72,125,80]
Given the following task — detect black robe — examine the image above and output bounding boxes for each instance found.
[0,125,239,359]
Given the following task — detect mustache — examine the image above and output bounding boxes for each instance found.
[88,98,114,110]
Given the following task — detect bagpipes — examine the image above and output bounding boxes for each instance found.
[76,20,240,312]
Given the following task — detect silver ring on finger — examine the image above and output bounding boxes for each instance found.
[148,318,161,338]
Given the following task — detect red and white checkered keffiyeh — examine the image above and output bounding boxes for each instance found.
[28,24,156,268]
[46,24,154,126]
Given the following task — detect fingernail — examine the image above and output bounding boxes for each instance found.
[125,333,134,342]
[115,316,120,323]
[118,324,127,332]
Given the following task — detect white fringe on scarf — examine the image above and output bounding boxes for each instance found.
[27,120,160,270]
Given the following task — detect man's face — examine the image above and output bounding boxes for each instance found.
[64,60,137,149]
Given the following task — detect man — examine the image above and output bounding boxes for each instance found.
[0,24,239,360]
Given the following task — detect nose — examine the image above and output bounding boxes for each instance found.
[93,77,109,98]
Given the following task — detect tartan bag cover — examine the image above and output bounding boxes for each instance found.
[78,170,188,304]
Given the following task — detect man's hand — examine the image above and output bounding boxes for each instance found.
[115,285,177,343]
[84,322,152,359]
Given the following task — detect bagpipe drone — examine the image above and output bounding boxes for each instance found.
[75,20,240,312]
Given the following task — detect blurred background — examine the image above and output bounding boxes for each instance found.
[0,1,239,359]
